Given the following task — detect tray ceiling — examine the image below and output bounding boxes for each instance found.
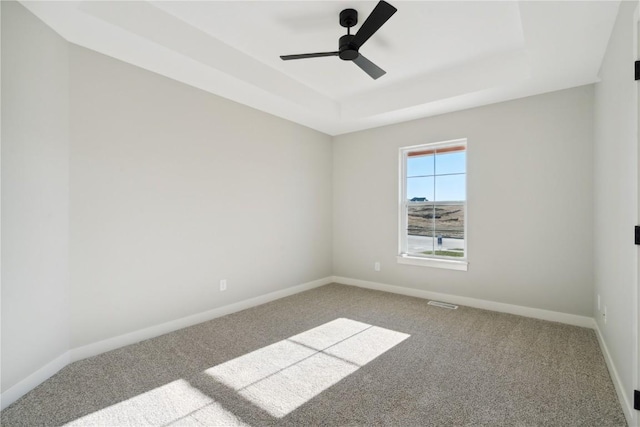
[21,1,620,135]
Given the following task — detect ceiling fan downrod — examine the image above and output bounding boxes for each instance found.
[339,9,359,60]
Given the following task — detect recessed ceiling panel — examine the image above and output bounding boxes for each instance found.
[153,1,526,100]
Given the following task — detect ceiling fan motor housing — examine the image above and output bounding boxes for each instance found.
[339,35,359,60]
[339,9,358,28]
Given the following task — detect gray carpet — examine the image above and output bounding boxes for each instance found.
[1,283,627,426]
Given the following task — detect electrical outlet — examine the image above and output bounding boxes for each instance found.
[374,262,381,271]
[220,279,227,291]
[597,294,601,311]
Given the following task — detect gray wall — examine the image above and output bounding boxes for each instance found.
[1,1,71,392]
[69,46,333,347]
[593,0,638,420]
[333,86,595,316]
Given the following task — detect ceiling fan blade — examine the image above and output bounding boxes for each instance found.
[280,51,339,60]
[351,1,397,49]
[353,54,386,80]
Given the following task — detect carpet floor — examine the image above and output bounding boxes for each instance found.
[1,283,627,426]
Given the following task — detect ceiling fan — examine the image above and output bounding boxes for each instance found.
[279,1,397,80]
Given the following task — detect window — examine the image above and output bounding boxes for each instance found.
[398,139,467,270]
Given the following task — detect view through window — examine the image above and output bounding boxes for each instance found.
[400,140,467,260]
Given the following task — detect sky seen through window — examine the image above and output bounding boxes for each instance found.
[407,151,466,201]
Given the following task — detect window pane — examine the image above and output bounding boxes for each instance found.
[435,151,465,175]
[433,203,465,257]
[406,176,434,202]
[407,155,434,177]
[407,204,435,236]
[434,205,464,237]
[407,204,434,255]
[408,205,465,258]
[434,174,465,202]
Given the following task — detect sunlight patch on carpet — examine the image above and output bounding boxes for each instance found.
[64,378,247,426]
[205,318,410,418]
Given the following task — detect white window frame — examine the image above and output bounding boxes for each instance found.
[397,138,468,271]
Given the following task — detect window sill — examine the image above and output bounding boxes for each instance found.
[397,255,468,271]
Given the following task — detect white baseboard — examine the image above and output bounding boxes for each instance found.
[1,351,70,410]
[71,276,333,362]
[332,276,595,328]
[1,276,333,410]
[594,322,635,426]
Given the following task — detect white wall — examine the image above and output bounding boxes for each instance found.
[1,1,70,392]
[333,86,595,317]
[69,45,333,347]
[593,0,639,422]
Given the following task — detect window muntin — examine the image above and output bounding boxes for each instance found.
[400,140,467,262]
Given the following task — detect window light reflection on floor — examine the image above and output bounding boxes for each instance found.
[63,318,409,425]
[205,318,410,418]
[64,379,248,426]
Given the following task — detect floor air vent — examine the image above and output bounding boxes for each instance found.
[428,300,458,310]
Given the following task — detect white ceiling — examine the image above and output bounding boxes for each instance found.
[22,1,621,135]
